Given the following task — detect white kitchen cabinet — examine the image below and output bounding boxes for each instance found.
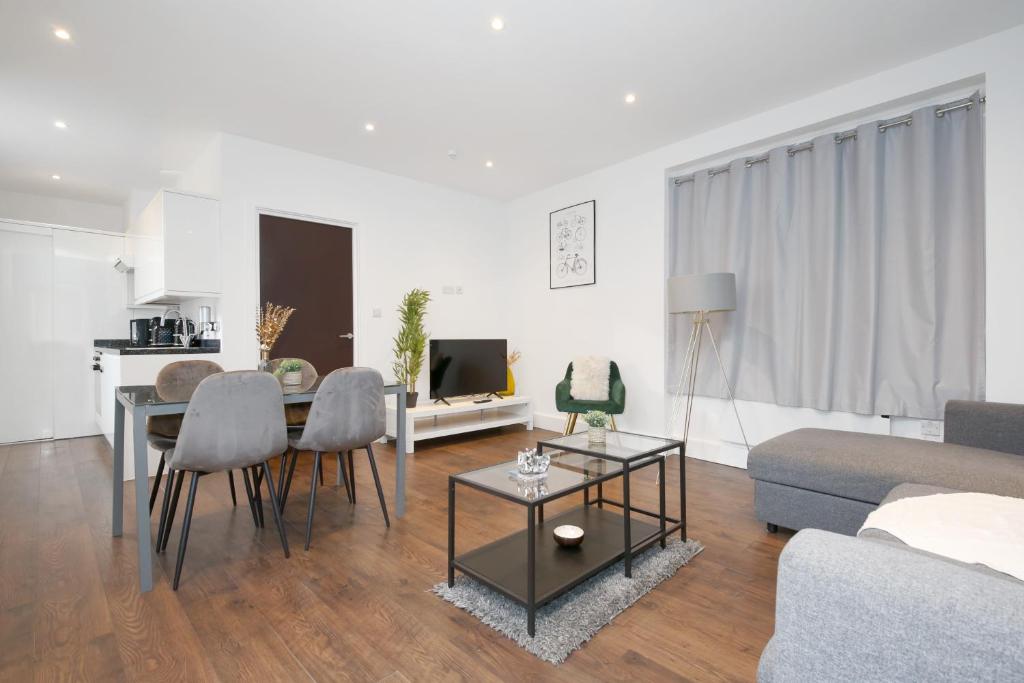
[0,221,54,443]
[53,229,130,439]
[129,189,221,304]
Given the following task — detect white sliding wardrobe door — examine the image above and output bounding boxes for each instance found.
[53,229,127,438]
[0,222,54,443]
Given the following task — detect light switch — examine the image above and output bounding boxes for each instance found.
[442,285,455,295]
[455,285,464,295]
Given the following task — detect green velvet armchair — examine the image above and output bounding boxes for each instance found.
[555,361,626,435]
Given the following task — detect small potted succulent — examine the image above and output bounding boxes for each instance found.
[583,410,610,445]
[277,358,304,386]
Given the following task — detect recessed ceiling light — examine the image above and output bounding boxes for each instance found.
[491,17,505,31]
[54,120,68,129]
[485,160,494,168]
[54,27,71,40]
[51,174,61,180]
[624,93,637,104]
[364,122,375,132]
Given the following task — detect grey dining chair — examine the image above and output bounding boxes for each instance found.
[147,360,239,517]
[154,370,290,589]
[279,367,390,550]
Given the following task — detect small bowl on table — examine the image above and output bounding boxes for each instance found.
[553,525,584,548]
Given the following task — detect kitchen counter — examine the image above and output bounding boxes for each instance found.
[93,339,221,355]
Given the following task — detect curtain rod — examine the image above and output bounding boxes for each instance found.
[673,94,985,185]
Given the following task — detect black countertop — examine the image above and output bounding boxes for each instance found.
[93,339,221,356]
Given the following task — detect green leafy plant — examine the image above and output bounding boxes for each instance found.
[583,410,610,428]
[392,289,431,393]
[279,359,303,373]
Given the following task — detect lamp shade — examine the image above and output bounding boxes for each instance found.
[667,272,736,314]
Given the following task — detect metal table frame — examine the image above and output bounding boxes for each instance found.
[111,381,407,593]
[448,440,683,637]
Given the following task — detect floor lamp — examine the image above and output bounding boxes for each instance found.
[667,272,750,452]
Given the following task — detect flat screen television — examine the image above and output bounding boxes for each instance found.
[429,339,507,401]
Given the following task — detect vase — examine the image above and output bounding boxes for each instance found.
[588,426,606,445]
[406,390,418,408]
[498,367,515,397]
[258,347,271,372]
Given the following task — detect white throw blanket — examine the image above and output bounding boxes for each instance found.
[570,356,610,401]
[860,492,1024,581]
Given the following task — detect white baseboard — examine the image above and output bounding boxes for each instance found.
[532,411,749,469]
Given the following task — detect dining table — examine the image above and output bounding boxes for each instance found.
[111,376,408,593]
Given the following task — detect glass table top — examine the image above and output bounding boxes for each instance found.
[454,451,622,503]
[537,430,682,462]
[117,376,402,406]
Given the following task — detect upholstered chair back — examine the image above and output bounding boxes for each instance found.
[292,367,385,453]
[148,359,225,437]
[168,371,287,472]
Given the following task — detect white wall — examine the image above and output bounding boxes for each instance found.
[179,134,509,390]
[506,25,1024,467]
[0,188,124,232]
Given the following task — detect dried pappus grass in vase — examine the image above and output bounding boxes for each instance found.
[256,302,296,370]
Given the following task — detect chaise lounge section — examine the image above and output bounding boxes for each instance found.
[748,400,1024,535]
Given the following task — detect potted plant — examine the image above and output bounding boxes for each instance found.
[255,302,296,372]
[392,288,430,408]
[276,358,304,386]
[583,410,610,445]
[498,349,521,397]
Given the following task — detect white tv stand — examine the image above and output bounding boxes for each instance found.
[384,395,533,453]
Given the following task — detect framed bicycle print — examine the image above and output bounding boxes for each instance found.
[549,200,596,289]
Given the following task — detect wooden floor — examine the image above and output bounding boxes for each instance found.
[0,427,793,682]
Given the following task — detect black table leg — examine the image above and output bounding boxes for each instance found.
[680,446,687,541]
[659,456,667,549]
[623,464,632,578]
[597,482,603,509]
[447,478,455,587]
[527,504,536,637]
[583,485,590,506]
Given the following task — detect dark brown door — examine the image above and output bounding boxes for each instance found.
[259,214,354,372]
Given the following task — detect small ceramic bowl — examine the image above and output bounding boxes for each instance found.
[553,524,584,547]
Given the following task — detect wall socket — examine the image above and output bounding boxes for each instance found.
[441,285,464,295]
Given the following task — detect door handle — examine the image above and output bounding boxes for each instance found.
[338,333,354,340]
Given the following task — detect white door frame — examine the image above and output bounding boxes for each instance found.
[252,206,361,366]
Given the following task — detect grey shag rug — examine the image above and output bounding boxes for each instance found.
[432,538,703,664]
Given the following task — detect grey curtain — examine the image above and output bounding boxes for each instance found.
[667,94,985,419]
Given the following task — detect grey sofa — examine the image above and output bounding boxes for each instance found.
[759,483,1024,681]
[748,400,1024,535]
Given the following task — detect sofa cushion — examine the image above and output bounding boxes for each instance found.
[748,428,1024,505]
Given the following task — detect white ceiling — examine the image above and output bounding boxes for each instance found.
[2,1,1024,206]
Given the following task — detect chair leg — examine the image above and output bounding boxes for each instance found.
[565,413,578,435]
[277,449,289,501]
[227,470,237,506]
[563,413,572,436]
[347,451,356,503]
[241,467,260,528]
[282,449,299,509]
[610,415,618,431]
[149,453,166,514]
[172,471,200,590]
[155,466,175,550]
[305,452,322,551]
[251,465,265,528]
[160,470,185,553]
[365,444,390,528]
[336,452,352,503]
[260,461,290,558]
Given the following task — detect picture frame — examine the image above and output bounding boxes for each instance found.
[549,200,596,289]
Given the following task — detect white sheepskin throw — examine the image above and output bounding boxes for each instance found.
[571,356,611,401]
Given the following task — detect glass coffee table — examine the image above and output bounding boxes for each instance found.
[447,433,684,637]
